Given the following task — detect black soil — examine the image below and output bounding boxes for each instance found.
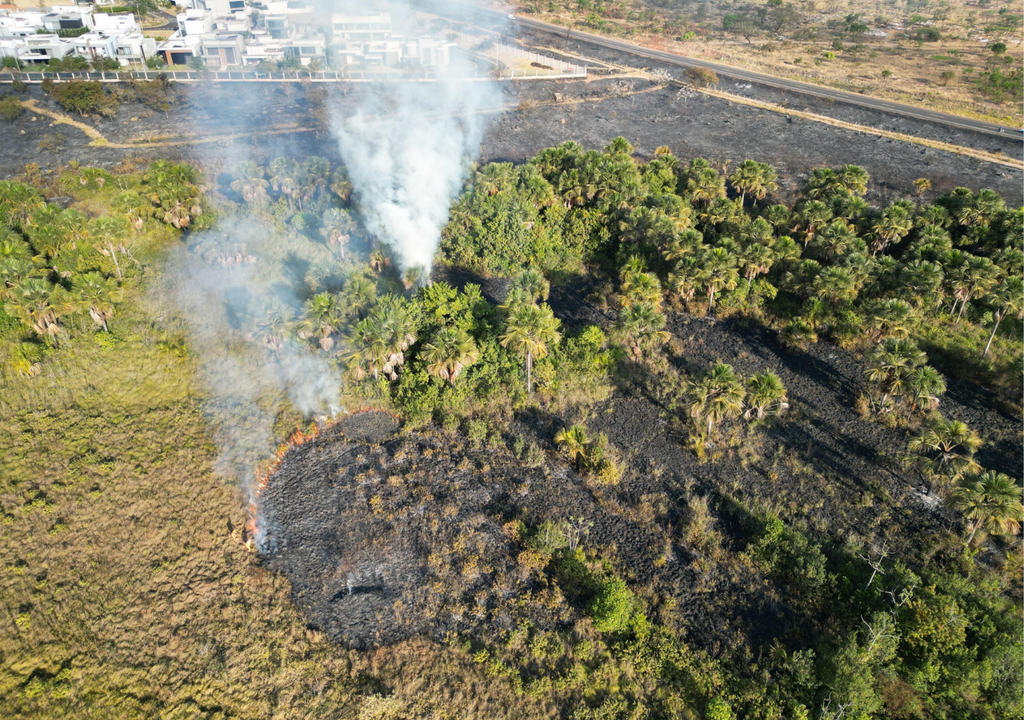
[258,290,1020,655]
[2,73,1020,205]
[259,410,668,650]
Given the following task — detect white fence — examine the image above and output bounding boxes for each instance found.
[0,62,585,84]
[489,42,587,78]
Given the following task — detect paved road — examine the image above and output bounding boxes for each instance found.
[456,4,1023,142]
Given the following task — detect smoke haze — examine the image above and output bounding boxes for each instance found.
[158,0,502,516]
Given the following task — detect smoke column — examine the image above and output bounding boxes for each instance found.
[330,15,503,277]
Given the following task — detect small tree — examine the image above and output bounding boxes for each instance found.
[948,471,1023,545]
[744,370,788,419]
[908,417,981,487]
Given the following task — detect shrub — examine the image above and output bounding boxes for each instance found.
[751,515,830,596]
[685,66,719,87]
[43,80,119,117]
[587,576,636,634]
[0,95,22,121]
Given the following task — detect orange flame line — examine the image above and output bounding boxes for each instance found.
[244,407,398,549]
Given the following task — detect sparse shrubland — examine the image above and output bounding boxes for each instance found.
[0,141,1020,720]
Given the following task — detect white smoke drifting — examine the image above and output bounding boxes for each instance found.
[331,71,502,277]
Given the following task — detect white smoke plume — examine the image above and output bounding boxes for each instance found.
[331,48,502,278]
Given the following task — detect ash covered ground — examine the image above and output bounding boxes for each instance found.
[258,280,1020,653]
[1,74,1020,205]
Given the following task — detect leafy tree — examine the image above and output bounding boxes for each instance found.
[947,471,1023,545]
[500,302,561,395]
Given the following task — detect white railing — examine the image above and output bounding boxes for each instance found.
[0,63,586,83]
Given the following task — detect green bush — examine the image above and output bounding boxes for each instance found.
[0,95,22,121]
[42,80,119,117]
[587,576,637,634]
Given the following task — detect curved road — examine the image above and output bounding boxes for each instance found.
[456,3,1023,142]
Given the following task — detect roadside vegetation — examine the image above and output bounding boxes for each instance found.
[0,140,1020,719]
[519,0,1024,123]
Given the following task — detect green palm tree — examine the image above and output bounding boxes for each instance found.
[690,363,746,436]
[347,296,417,381]
[728,159,777,206]
[90,216,130,281]
[870,204,914,256]
[899,260,944,309]
[687,166,726,206]
[500,302,561,395]
[0,180,46,226]
[904,365,947,419]
[230,161,269,203]
[4,278,70,345]
[813,266,858,306]
[113,189,151,231]
[555,423,591,469]
[303,156,332,198]
[739,243,774,287]
[75,272,121,332]
[249,302,294,354]
[744,370,788,419]
[866,338,927,408]
[799,200,833,247]
[615,301,668,361]
[422,326,479,385]
[320,208,355,259]
[982,276,1023,358]
[698,247,739,313]
[330,167,353,203]
[946,254,999,323]
[948,471,1023,545]
[808,218,858,263]
[866,298,914,341]
[297,292,341,352]
[512,267,550,304]
[908,417,982,485]
[619,270,663,309]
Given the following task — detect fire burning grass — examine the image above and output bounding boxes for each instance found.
[243,407,401,552]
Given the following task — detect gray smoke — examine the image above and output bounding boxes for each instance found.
[159,0,502,514]
[161,217,341,501]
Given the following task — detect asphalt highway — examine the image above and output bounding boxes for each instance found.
[456,3,1023,142]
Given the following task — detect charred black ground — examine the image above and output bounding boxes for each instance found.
[258,287,1021,655]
